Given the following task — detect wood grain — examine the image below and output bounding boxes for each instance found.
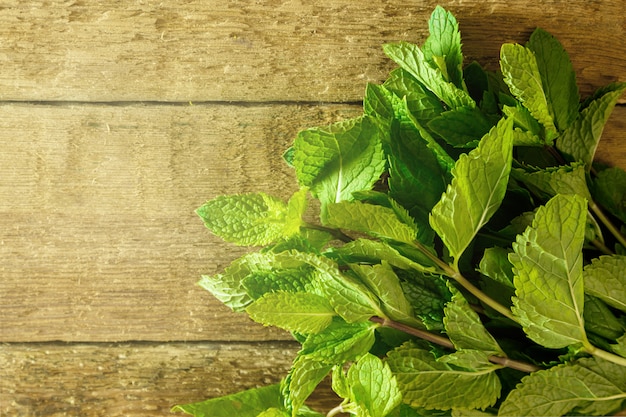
[0,341,339,417]
[1,1,625,415]
[0,102,361,342]
[0,0,623,102]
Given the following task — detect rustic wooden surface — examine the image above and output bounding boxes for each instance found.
[0,1,624,416]
[0,0,624,102]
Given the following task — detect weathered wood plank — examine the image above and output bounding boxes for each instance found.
[0,341,339,417]
[0,102,361,342]
[0,0,623,102]
[1,103,625,343]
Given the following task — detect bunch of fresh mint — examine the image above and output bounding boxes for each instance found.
[173,6,626,417]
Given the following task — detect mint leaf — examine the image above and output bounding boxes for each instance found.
[286,188,309,235]
[196,192,299,246]
[387,117,448,242]
[383,68,444,121]
[367,78,454,180]
[363,83,397,121]
[324,200,418,244]
[498,211,536,240]
[592,167,626,223]
[502,103,542,138]
[326,238,438,274]
[200,250,330,313]
[199,250,323,314]
[242,268,317,301]
[437,349,501,372]
[350,262,415,324]
[292,116,386,209]
[584,255,626,313]
[584,295,625,341]
[331,365,350,399]
[401,100,456,174]
[427,106,495,148]
[382,41,475,109]
[511,129,544,147]
[300,319,378,365]
[500,43,557,140]
[612,335,626,358]
[478,247,514,288]
[172,384,283,417]
[556,83,626,170]
[512,162,591,201]
[345,353,403,417]
[353,190,428,236]
[509,194,588,349]
[422,5,464,89]
[399,273,451,331]
[443,284,504,355]
[499,357,626,416]
[387,343,501,411]
[246,292,336,334]
[430,118,514,268]
[285,355,333,416]
[463,61,490,103]
[198,251,275,312]
[290,251,383,323]
[477,249,517,319]
[526,28,580,131]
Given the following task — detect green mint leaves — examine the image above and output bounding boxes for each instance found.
[292,116,386,211]
[556,83,626,170]
[171,384,308,417]
[246,292,336,334]
[179,7,626,417]
[499,357,626,416]
[443,283,504,355]
[430,118,514,268]
[501,42,559,140]
[525,28,579,131]
[387,343,502,411]
[332,353,402,417]
[510,194,588,349]
[196,188,308,246]
[383,41,475,109]
[324,200,418,244]
[423,6,464,89]
[584,255,626,312]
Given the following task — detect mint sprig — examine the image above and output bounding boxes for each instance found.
[177,6,626,417]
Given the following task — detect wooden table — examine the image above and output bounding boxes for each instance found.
[1,1,624,415]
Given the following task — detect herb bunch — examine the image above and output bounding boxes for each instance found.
[174,6,626,417]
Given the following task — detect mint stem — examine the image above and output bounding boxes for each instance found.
[370,316,454,350]
[370,316,540,373]
[545,145,568,165]
[412,240,519,324]
[585,343,626,368]
[451,271,519,323]
[589,238,614,255]
[326,404,346,417]
[589,201,626,249]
